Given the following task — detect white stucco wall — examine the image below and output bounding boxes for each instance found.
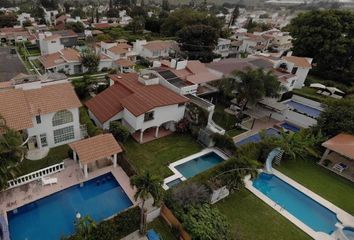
[26,108,81,149]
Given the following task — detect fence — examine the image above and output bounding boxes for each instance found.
[160,204,191,240]
[7,162,65,189]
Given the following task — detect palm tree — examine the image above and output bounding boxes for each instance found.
[220,68,281,114]
[0,120,26,190]
[130,172,163,234]
[74,215,97,240]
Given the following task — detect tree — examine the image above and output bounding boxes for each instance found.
[288,10,354,84]
[130,172,162,234]
[181,204,231,240]
[72,75,94,99]
[63,1,71,13]
[65,22,84,33]
[126,16,145,34]
[171,183,209,208]
[0,121,26,190]
[22,20,33,27]
[80,49,100,73]
[177,24,218,62]
[162,0,169,11]
[316,98,354,137]
[228,5,239,28]
[109,122,130,143]
[222,68,281,112]
[0,14,17,28]
[74,215,97,240]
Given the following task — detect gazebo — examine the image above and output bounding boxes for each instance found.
[320,133,354,181]
[69,134,123,178]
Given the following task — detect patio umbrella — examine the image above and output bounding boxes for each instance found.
[310,83,326,89]
[326,87,345,94]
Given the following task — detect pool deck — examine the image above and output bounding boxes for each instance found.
[245,169,354,240]
[0,159,138,220]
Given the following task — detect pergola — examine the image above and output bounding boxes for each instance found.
[69,134,123,178]
[320,133,354,163]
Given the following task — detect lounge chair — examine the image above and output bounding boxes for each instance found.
[41,177,58,186]
[332,163,348,173]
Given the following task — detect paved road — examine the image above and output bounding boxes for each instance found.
[0,47,27,82]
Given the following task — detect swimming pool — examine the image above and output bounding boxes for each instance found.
[285,100,322,118]
[253,173,338,234]
[235,128,279,146]
[280,122,300,132]
[8,173,132,240]
[175,152,224,179]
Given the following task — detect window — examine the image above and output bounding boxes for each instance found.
[152,50,159,56]
[36,115,41,124]
[53,126,75,144]
[52,110,73,126]
[291,67,298,74]
[290,80,296,87]
[51,40,56,43]
[144,111,154,122]
[40,133,48,147]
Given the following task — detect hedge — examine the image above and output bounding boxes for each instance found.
[79,107,103,137]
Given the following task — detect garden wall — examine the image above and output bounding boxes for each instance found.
[160,204,191,240]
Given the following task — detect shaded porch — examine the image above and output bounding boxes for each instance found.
[69,134,123,178]
[132,126,173,144]
[320,133,354,182]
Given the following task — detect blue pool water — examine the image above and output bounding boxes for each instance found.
[286,100,322,118]
[235,128,280,146]
[253,173,338,234]
[166,178,182,188]
[175,152,224,179]
[343,227,354,239]
[280,122,300,132]
[8,173,132,240]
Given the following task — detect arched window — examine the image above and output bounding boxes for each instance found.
[52,110,73,126]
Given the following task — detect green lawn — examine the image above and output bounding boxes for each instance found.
[123,134,202,179]
[292,87,329,103]
[148,218,176,240]
[226,128,246,137]
[276,159,354,214]
[18,144,70,175]
[212,104,237,130]
[216,189,311,240]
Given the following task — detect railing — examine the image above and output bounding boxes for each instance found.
[7,162,65,189]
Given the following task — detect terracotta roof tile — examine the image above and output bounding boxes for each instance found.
[38,48,80,69]
[283,56,312,68]
[0,89,33,130]
[24,83,82,116]
[322,133,354,160]
[144,40,174,51]
[69,134,122,164]
[115,59,134,67]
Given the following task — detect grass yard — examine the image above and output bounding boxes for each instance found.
[18,144,70,175]
[148,218,176,240]
[216,189,311,240]
[292,87,329,103]
[212,104,237,130]
[123,134,202,179]
[276,159,354,214]
[226,127,246,137]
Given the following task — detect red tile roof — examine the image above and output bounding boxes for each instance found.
[86,73,188,123]
[69,133,123,164]
[322,133,354,160]
[38,48,81,69]
[282,56,312,68]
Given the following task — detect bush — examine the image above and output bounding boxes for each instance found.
[109,121,130,143]
[171,183,210,208]
[67,148,73,159]
[117,155,137,177]
[66,207,140,240]
[213,133,236,153]
[79,107,103,137]
[175,118,189,133]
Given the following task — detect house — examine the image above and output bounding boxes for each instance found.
[38,48,82,75]
[39,30,78,55]
[43,8,59,25]
[150,59,222,96]
[133,40,177,60]
[234,32,271,54]
[0,83,82,158]
[17,13,35,27]
[214,38,231,58]
[0,27,32,43]
[0,73,69,92]
[85,73,189,143]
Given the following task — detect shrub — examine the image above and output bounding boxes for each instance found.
[171,183,210,208]
[181,204,231,240]
[109,121,130,143]
[175,118,189,133]
[117,155,137,177]
[213,133,236,153]
[79,107,103,137]
[67,148,73,159]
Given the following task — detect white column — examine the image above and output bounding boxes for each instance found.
[320,149,331,164]
[155,127,159,138]
[84,164,88,178]
[113,154,117,168]
[73,151,77,162]
[140,131,143,143]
